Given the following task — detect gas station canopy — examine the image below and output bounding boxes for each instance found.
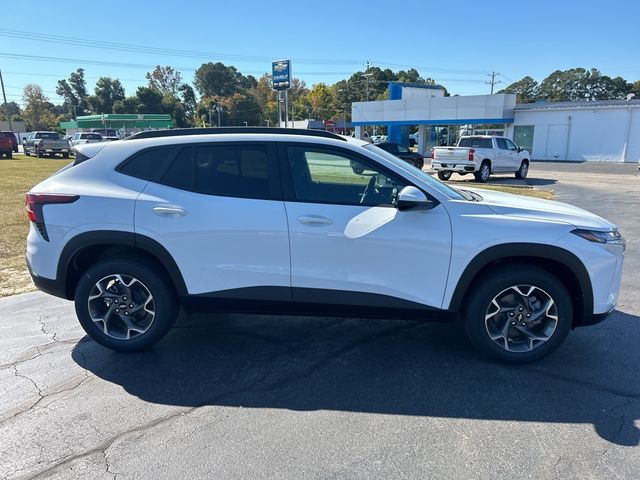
[60,114,173,130]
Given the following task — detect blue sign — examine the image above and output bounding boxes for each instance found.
[272,60,291,90]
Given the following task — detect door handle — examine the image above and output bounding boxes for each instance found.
[298,215,333,226]
[153,206,187,217]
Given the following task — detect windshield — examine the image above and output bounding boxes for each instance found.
[363,144,467,200]
[458,137,493,148]
[84,134,102,139]
[35,132,60,139]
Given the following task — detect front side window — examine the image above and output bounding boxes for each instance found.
[286,146,405,207]
[495,138,508,150]
[396,144,409,153]
[505,139,518,151]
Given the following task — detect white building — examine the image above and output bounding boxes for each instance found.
[351,83,640,162]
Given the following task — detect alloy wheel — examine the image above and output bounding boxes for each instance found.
[484,285,558,353]
[87,274,156,340]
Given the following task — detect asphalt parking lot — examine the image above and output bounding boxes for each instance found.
[1,162,639,479]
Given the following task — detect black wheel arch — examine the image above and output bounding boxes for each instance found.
[448,243,594,327]
[57,231,188,300]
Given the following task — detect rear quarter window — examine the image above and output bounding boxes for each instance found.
[117,147,176,181]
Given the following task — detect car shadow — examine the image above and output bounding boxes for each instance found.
[72,309,640,447]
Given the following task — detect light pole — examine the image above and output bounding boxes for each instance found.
[265,119,270,127]
[243,121,248,127]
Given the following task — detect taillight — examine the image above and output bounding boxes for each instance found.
[430,148,435,159]
[468,148,475,161]
[25,193,79,241]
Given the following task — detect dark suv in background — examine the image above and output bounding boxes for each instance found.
[1,131,18,153]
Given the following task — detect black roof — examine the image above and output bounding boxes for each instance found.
[125,127,347,142]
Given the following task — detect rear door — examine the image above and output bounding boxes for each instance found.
[133,142,291,299]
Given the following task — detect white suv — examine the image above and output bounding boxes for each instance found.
[26,128,625,363]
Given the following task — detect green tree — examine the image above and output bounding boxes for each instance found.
[308,83,336,120]
[112,97,139,114]
[0,101,21,121]
[146,65,183,97]
[500,76,539,103]
[22,84,57,130]
[56,68,91,116]
[178,83,197,125]
[194,62,255,97]
[90,77,125,114]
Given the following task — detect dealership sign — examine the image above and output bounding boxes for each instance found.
[272,60,291,90]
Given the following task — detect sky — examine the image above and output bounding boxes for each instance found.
[1,0,639,107]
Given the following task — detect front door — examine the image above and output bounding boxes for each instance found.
[279,143,452,311]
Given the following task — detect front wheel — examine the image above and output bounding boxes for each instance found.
[515,160,529,179]
[74,258,178,352]
[463,264,572,363]
[62,152,69,159]
[24,146,30,156]
[437,170,452,181]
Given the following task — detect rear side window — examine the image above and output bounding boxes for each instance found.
[160,144,273,200]
[495,138,507,150]
[458,137,493,149]
[118,147,175,180]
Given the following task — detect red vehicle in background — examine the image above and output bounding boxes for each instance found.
[1,131,18,153]
[0,133,13,158]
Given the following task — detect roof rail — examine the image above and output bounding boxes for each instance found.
[125,127,347,141]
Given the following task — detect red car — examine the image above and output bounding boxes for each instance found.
[0,133,13,158]
[1,131,18,153]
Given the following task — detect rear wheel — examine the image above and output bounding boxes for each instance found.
[515,160,529,179]
[24,146,30,156]
[437,170,452,181]
[74,258,178,352]
[6,151,12,159]
[414,158,424,170]
[474,161,491,183]
[62,152,69,159]
[463,264,572,363]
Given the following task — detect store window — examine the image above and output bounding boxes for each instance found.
[514,125,535,154]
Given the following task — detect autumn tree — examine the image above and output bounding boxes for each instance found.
[22,84,57,130]
[146,65,183,97]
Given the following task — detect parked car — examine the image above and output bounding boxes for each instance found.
[374,142,424,169]
[92,128,120,141]
[70,132,104,153]
[0,133,13,158]
[1,131,19,152]
[23,131,70,158]
[409,131,419,147]
[25,127,624,363]
[432,136,530,183]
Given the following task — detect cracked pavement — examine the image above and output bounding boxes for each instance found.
[1,162,639,479]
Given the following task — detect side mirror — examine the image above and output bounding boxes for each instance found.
[396,186,437,211]
[517,146,523,152]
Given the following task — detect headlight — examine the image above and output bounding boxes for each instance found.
[572,229,626,251]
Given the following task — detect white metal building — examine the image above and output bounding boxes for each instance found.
[351,83,640,162]
[508,100,640,162]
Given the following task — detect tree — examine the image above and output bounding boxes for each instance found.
[194,62,255,97]
[146,65,183,97]
[90,77,125,114]
[500,76,539,103]
[632,80,640,98]
[308,83,336,120]
[0,101,21,121]
[113,97,139,114]
[56,68,90,116]
[22,84,57,130]
[178,83,197,125]
[536,68,630,102]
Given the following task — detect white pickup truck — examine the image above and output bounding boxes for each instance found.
[431,136,530,183]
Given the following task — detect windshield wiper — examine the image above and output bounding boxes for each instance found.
[457,189,483,202]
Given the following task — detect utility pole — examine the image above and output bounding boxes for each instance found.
[0,69,14,134]
[216,106,222,127]
[487,71,502,94]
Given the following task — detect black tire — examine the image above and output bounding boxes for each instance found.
[74,257,179,352]
[24,146,30,156]
[463,264,572,364]
[437,170,452,181]
[414,158,424,170]
[36,148,43,158]
[62,152,69,159]
[6,151,12,159]
[474,161,491,183]
[515,160,529,179]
